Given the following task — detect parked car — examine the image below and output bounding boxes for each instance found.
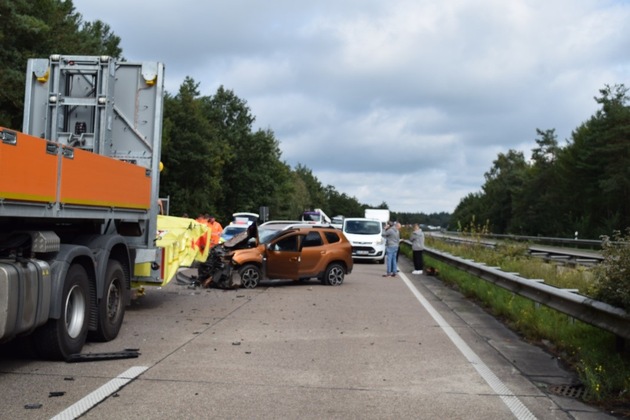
[220,213,260,243]
[219,224,248,243]
[198,223,353,289]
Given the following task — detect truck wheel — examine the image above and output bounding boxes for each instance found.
[323,263,345,286]
[34,264,90,360]
[239,264,261,289]
[91,260,126,342]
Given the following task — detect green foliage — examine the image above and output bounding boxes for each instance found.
[293,164,327,215]
[511,129,566,236]
[391,210,451,228]
[455,215,491,247]
[0,0,122,128]
[268,167,308,220]
[160,79,226,218]
[593,229,630,311]
[324,185,365,219]
[481,150,528,233]
[419,251,630,407]
[429,234,594,292]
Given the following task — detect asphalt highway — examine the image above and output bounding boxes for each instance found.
[0,257,614,419]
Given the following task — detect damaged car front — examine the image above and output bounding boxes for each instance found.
[197,222,261,289]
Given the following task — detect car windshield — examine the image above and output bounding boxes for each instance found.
[223,226,247,236]
[257,221,303,244]
[260,226,294,243]
[344,220,381,235]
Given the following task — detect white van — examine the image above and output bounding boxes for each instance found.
[342,218,385,264]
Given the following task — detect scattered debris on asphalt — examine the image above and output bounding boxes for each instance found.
[49,391,65,397]
[65,349,140,363]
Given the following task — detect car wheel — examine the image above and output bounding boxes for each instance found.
[239,264,261,289]
[324,263,344,286]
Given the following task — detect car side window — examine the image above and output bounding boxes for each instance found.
[272,235,299,252]
[302,231,323,247]
[324,231,340,243]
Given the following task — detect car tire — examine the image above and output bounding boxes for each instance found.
[239,264,261,289]
[323,262,344,286]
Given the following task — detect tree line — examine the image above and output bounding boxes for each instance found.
[0,0,443,226]
[452,85,630,240]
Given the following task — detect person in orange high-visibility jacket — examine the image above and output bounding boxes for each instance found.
[207,215,223,246]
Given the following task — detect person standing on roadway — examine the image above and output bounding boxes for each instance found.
[411,224,425,274]
[207,215,223,246]
[395,221,402,272]
[382,221,400,277]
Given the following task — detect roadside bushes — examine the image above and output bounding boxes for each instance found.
[593,228,630,312]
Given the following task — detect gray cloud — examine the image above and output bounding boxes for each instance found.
[74,0,630,213]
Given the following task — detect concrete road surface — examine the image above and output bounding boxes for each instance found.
[0,257,614,419]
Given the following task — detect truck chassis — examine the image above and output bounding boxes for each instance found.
[0,55,166,359]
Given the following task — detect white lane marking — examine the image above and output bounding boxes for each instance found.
[400,273,537,420]
[50,366,148,420]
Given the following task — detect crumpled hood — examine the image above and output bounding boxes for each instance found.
[223,222,258,249]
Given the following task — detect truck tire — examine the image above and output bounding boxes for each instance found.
[91,260,126,342]
[34,264,90,360]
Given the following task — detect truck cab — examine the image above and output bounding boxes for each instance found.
[301,208,331,224]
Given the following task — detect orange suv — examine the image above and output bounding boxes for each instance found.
[198,223,353,289]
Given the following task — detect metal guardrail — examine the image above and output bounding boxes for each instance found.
[401,241,630,342]
[431,233,603,267]
[442,231,605,249]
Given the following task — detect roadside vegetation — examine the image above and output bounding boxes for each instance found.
[399,226,630,414]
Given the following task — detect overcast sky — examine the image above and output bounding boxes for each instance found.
[74,0,630,214]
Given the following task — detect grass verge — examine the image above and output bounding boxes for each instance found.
[399,242,630,414]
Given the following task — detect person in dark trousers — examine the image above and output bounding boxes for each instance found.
[411,224,425,274]
[395,222,402,271]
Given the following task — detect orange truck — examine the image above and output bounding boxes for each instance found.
[0,55,206,360]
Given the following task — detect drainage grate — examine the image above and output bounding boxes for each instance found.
[548,384,589,400]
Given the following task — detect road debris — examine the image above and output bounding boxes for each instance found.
[65,349,140,363]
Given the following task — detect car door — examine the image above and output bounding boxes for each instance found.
[298,231,326,277]
[265,233,301,280]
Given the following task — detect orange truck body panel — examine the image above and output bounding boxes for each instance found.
[0,127,151,210]
[0,128,58,203]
